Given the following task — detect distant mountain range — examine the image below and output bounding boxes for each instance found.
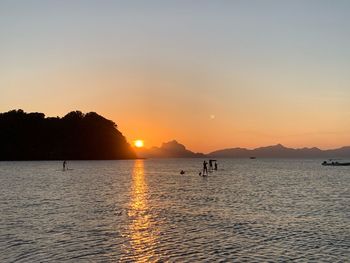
[209,144,350,158]
[138,141,350,159]
[136,140,205,158]
[5,108,347,160]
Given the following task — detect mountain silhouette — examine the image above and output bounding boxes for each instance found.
[0,109,136,160]
[138,142,350,159]
[2,109,349,160]
[208,144,350,158]
[137,140,205,158]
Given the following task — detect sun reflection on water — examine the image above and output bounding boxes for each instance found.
[123,159,160,262]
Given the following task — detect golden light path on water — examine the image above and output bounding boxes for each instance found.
[122,159,160,262]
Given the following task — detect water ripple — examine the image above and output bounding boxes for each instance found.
[0,159,349,262]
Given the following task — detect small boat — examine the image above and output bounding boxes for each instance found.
[249,157,256,159]
[322,160,350,166]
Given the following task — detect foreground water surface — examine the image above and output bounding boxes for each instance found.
[0,159,349,262]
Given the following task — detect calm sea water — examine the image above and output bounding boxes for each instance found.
[0,159,349,262]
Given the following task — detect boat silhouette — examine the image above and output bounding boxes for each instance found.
[322,159,350,166]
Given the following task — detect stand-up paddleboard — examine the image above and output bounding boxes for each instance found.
[61,168,74,172]
[199,172,208,177]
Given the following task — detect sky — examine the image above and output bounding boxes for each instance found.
[1,0,350,152]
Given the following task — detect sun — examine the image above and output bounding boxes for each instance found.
[134,140,144,148]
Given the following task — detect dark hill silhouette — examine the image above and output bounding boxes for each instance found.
[208,144,350,158]
[137,140,205,158]
[138,141,350,159]
[0,109,136,160]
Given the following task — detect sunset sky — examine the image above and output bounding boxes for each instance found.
[1,1,350,152]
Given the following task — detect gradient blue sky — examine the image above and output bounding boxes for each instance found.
[1,1,349,152]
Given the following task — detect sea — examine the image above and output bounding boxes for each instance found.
[0,159,349,262]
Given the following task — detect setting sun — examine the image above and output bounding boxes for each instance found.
[134,140,144,148]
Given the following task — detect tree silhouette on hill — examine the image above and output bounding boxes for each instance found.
[0,109,136,160]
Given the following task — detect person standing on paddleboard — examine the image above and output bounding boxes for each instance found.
[203,160,208,176]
